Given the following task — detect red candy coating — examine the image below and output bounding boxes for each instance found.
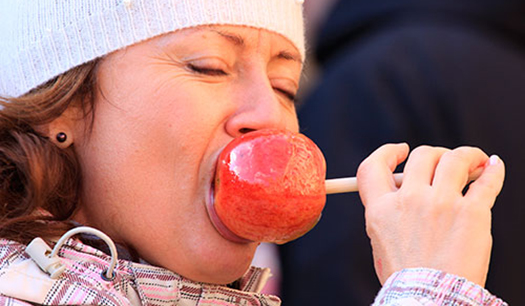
[212,129,327,244]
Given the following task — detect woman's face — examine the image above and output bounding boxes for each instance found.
[71,25,302,284]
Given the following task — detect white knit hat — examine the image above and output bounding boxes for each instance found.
[0,0,305,98]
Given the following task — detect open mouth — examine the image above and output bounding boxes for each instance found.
[205,155,252,244]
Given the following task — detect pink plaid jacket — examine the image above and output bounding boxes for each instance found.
[0,238,280,305]
[0,238,508,305]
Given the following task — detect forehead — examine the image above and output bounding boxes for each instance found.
[153,25,303,63]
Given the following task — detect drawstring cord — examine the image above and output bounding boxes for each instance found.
[26,226,119,281]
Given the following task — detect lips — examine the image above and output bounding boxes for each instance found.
[206,187,251,243]
[205,147,252,243]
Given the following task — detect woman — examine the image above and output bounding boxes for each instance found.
[0,0,507,305]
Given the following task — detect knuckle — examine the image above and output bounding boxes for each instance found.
[357,158,374,177]
[398,186,454,212]
[398,186,425,205]
[455,146,484,158]
[441,146,476,164]
[458,203,491,221]
[409,145,449,160]
[410,145,434,157]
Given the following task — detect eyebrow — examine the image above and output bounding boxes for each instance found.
[210,29,245,46]
[276,50,302,64]
[208,28,302,64]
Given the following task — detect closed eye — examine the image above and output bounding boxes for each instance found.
[188,64,228,76]
[275,88,296,103]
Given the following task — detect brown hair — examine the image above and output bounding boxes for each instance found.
[0,60,99,244]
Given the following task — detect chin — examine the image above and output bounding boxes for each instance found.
[152,241,258,285]
[191,258,254,285]
[192,243,259,284]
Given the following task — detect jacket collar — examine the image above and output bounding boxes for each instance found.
[0,238,280,305]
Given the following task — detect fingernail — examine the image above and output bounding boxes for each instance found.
[489,155,500,166]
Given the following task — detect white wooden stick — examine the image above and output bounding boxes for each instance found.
[325,169,482,195]
[325,173,404,194]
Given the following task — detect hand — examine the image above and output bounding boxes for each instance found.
[357,143,505,286]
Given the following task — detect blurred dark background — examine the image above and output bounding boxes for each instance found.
[279,0,525,304]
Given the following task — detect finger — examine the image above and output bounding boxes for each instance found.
[357,143,409,205]
[432,147,488,195]
[401,145,449,188]
[464,155,505,208]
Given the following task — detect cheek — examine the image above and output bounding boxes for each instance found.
[85,89,219,205]
[289,115,300,132]
[282,109,299,133]
[150,78,235,129]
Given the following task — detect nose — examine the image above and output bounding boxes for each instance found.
[224,77,298,137]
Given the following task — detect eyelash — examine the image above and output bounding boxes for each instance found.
[188,64,296,103]
[188,64,228,76]
[275,88,296,103]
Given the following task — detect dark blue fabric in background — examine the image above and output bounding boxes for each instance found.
[279,0,525,304]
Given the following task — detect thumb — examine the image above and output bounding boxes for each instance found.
[357,143,409,205]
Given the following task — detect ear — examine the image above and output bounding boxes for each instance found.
[40,106,82,149]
